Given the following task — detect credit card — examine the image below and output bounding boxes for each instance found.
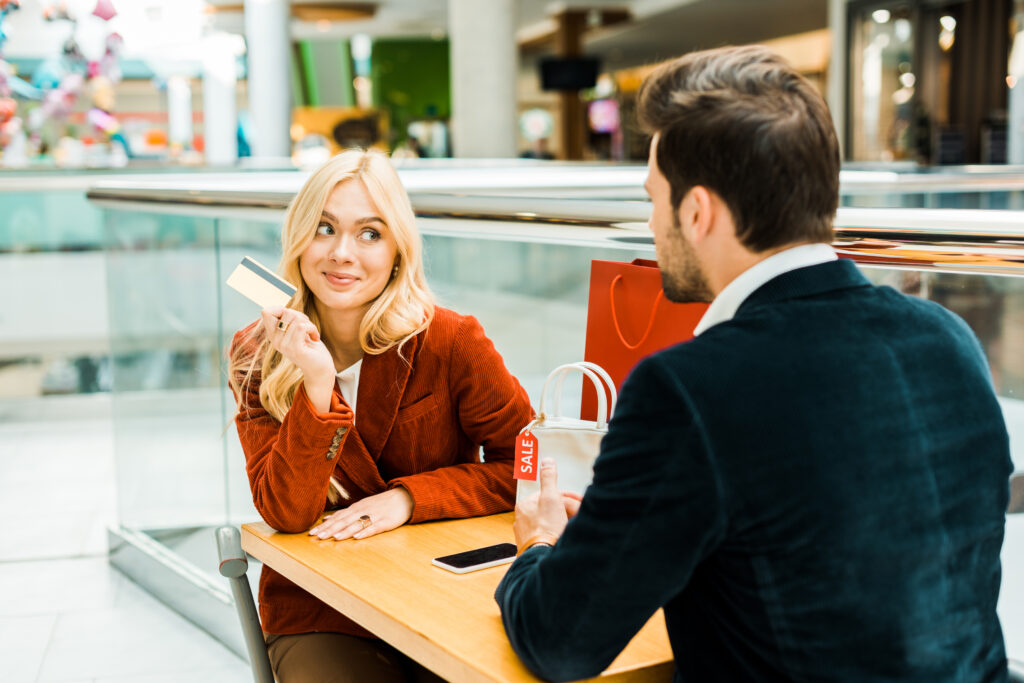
[226,256,297,309]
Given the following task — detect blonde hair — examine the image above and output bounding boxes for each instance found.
[228,149,434,421]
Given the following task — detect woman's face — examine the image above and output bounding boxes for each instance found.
[299,179,398,318]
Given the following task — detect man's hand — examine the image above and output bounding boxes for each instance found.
[514,458,576,550]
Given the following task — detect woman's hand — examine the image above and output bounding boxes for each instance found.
[309,487,414,541]
[261,307,335,410]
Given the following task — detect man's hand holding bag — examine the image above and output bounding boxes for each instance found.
[514,362,617,502]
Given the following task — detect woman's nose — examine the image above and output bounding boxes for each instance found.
[328,235,354,262]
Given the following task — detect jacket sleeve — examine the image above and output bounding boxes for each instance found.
[493,355,727,682]
[388,315,534,523]
[232,332,356,533]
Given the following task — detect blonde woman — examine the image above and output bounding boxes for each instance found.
[228,149,532,682]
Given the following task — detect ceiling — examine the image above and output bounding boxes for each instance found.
[207,0,830,70]
[0,0,831,74]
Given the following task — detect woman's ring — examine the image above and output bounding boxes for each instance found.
[276,319,290,332]
[358,514,371,529]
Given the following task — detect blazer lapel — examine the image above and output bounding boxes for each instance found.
[355,334,419,460]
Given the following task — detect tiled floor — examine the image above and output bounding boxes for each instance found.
[0,395,250,683]
[1,393,1022,683]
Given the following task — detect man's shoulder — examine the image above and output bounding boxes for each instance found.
[640,278,981,386]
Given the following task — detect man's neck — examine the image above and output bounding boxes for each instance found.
[708,241,818,298]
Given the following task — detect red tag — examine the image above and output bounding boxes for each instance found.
[514,431,539,481]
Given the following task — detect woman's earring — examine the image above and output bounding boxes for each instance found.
[392,265,399,278]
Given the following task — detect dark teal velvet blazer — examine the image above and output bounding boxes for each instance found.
[497,258,1012,682]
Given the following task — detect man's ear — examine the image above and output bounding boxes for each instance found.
[678,186,715,244]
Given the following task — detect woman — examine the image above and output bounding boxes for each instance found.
[228,149,532,682]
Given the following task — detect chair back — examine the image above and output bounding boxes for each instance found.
[216,526,274,683]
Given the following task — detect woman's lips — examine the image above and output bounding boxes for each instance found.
[324,272,358,286]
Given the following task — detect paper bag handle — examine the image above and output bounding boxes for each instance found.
[610,274,664,350]
[553,361,617,420]
[538,362,616,429]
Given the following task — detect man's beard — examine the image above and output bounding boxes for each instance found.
[659,216,713,303]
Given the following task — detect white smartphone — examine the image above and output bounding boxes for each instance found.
[431,543,517,574]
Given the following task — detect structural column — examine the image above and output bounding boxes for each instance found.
[1010,1,1024,164]
[826,0,847,159]
[554,10,586,161]
[202,33,239,165]
[448,0,517,158]
[244,0,292,159]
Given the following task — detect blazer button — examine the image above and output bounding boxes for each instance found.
[326,448,337,461]
[331,435,342,446]
[337,426,348,437]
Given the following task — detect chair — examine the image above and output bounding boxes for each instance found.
[1010,658,1024,683]
[1003,475,1023,682]
[1010,473,1024,515]
[216,526,274,683]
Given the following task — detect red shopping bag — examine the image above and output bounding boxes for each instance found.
[581,259,708,420]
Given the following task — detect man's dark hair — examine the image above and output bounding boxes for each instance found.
[637,45,840,252]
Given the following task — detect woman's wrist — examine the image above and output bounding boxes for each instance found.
[516,532,560,556]
[302,374,336,414]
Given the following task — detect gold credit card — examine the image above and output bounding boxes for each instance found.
[226,256,297,309]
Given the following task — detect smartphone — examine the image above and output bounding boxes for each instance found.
[431,543,517,574]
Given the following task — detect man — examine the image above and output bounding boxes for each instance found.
[495,45,1013,682]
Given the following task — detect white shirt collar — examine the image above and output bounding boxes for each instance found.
[693,243,837,336]
[335,359,363,416]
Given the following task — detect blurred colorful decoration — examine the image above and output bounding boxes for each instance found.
[2,60,40,99]
[87,106,116,134]
[0,0,27,165]
[0,93,27,165]
[89,75,114,111]
[41,2,72,22]
[0,0,20,53]
[587,99,620,134]
[144,128,168,147]
[0,95,16,144]
[519,108,554,142]
[91,0,116,21]
[24,0,124,156]
[98,32,123,83]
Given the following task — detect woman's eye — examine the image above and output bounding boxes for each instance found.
[358,228,381,242]
[315,222,334,236]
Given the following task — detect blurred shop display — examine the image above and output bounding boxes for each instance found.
[848,0,1013,164]
[290,106,386,165]
[371,37,450,153]
[519,108,555,159]
[290,36,449,158]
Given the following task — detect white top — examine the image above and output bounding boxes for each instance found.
[335,359,363,419]
[693,243,837,337]
[329,359,362,503]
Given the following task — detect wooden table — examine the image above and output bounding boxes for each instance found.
[242,512,674,683]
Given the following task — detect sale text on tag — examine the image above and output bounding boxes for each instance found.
[514,431,538,481]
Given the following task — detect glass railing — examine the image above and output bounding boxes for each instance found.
[7,163,1024,402]
[0,168,302,399]
[85,178,1024,658]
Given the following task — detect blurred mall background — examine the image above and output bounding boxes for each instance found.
[1,0,1023,680]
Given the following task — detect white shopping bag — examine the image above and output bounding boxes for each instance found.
[515,362,617,503]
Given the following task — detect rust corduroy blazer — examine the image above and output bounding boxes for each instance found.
[231,306,533,637]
